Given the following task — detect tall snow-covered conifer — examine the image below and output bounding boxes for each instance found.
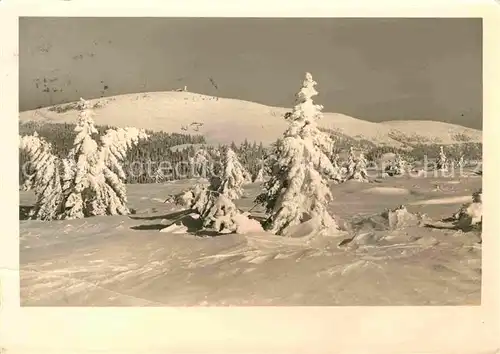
[255,72,340,236]
[63,98,101,218]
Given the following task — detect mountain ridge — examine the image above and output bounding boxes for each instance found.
[18,91,482,147]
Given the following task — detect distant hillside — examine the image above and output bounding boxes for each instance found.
[19,91,482,147]
[380,120,482,146]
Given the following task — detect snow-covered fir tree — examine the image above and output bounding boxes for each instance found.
[94,126,149,216]
[62,98,100,219]
[344,146,357,176]
[352,151,369,182]
[344,148,369,182]
[215,147,249,199]
[328,152,344,183]
[19,132,66,220]
[253,166,266,183]
[19,98,148,220]
[189,148,212,178]
[437,146,448,171]
[153,166,167,183]
[255,72,340,236]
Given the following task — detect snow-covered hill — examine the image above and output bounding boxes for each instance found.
[19,91,482,147]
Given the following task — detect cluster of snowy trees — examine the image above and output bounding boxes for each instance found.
[19,98,148,220]
[19,121,268,185]
[384,153,408,176]
[175,146,262,234]
[20,75,483,240]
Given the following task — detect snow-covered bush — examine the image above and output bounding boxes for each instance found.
[381,204,421,229]
[255,72,340,236]
[173,147,252,234]
[452,189,482,231]
[385,153,407,176]
[19,98,148,220]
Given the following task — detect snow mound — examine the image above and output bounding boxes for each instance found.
[411,195,472,206]
[159,223,188,234]
[348,205,424,234]
[362,187,410,195]
[382,205,421,229]
[232,213,264,235]
[341,205,426,246]
[282,216,343,239]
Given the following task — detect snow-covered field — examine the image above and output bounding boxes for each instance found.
[20,172,482,306]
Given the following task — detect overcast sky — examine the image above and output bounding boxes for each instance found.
[19,17,482,129]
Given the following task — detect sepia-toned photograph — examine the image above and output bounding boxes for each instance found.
[18,17,483,306]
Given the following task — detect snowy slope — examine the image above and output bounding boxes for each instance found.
[19,91,482,147]
[20,174,482,306]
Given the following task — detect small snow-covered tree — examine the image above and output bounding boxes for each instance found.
[175,147,255,233]
[190,148,212,178]
[19,98,148,220]
[153,166,167,183]
[214,147,249,200]
[328,153,344,183]
[253,166,266,182]
[255,72,340,236]
[344,149,369,182]
[457,154,465,169]
[437,146,448,171]
[344,146,356,176]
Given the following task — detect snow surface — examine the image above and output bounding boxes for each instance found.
[361,187,411,195]
[20,172,481,306]
[19,92,482,146]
